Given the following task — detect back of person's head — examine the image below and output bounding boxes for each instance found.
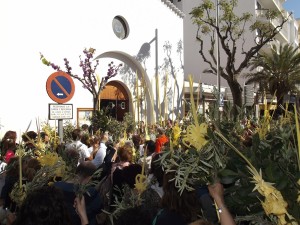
[81,124,89,131]
[76,161,97,178]
[40,132,49,141]
[132,134,142,149]
[71,129,82,141]
[3,130,17,141]
[118,146,133,163]
[89,135,101,146]
[13,186,72,225]
[161,170,200,223]
[80,133,90,147]
[144,140,155,155]
[157,127,165,135]
[150,153,164,187]
[100,132,109,143]
[63,148,80,172]
[25,158,42,181]
[114,206,153,225]
[22,131,37,142]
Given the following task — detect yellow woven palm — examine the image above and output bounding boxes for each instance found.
[183,123,208,151]
[37,152,65,178]
[248,166,296,225]
[182,76,208,151]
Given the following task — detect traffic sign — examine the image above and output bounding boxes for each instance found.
[46,71,75,104]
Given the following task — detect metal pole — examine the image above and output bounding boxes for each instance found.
[58,119,63,143]
[215,0,221,120]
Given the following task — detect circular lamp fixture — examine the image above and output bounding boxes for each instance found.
[112,16,129,40]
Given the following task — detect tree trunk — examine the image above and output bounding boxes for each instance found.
[93,96,100,112]
[228,80,243,118]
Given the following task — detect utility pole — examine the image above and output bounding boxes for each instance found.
[215,0,221,121]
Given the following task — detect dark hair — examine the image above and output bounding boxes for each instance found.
[150,153,164,187]
[144,140,155,155]
[89,135,101,146]
[13,186,72,225]
[114,206,153,225]
[40,132,48,141]
[25,158,42,181]
[132,134,142,150]
[81,133,90,147]
[71,129,82,141]
[62,148,80,173]
[161,171,200,223]
[1,130,17,155]
[81,124,89,130]
[22,131,37,142]
[76,161,97,178]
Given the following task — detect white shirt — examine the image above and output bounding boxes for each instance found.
[92,142,107,168]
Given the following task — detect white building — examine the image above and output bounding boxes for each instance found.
[1,0,298,137]
[0,0,184,137]
[172,0,299,107]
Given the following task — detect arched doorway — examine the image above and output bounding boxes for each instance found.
[100,81,129,121]
[95,51,155,124]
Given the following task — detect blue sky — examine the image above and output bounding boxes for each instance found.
[284,0,300,19]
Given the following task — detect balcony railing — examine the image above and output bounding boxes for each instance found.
[256,9,290,42]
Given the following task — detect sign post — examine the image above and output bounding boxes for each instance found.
[46,71,75,143]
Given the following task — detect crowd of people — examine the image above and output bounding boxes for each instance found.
[0,120,235,225]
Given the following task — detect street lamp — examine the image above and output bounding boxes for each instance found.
[137,29,159,122]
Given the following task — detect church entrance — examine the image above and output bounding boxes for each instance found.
[100,81,129,121]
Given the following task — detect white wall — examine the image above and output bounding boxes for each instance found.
[0,0,183,138]
[182,0,256,88]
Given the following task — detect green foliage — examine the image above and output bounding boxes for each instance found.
[123,113,137,134]
[245,43,300,105]
[91,109,110,133]
[218,119,300,222]
[63,120,76,143]
[106,118,124,141]
[91,111,136,140]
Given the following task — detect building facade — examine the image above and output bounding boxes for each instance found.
[0,0,184,136]
[172,0,298,109]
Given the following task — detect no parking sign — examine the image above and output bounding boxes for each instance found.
[46,71,75,103]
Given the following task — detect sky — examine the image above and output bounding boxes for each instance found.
[284,0,300,19]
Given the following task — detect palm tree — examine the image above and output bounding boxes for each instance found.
[245,44,300,107]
